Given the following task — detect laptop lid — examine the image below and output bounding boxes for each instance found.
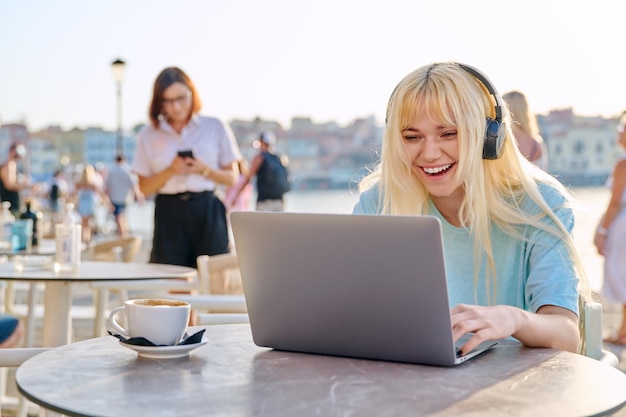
[230,211,495,366]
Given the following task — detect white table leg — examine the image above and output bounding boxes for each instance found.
[42,282,72,347]
[25,284,38,347]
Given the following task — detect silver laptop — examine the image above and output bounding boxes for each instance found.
[230,211,496,366]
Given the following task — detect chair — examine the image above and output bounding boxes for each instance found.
[4,284,41,348]
[91,252,244,336]
[87,235,143,263]
[156,253,247,316]
[112,253,247,329]
[583,301,619,367]
[125,252,243,296]
[0,347,49,417]
[87,235,145,336]
[89,251,246,336]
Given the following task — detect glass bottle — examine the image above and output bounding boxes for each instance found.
[54,202,81,272]
[0,202,15,250]
[19,200,42,247]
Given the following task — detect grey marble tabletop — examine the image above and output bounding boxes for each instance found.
[16,324,626,417]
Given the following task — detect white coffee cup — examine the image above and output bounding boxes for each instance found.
[107,298,190,346]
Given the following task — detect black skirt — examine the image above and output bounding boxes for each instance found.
[150,191,229,268]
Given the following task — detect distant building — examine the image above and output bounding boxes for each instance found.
[539,109,618,186]
[230,115,382,190]
[28,136,58,181]
[84,127,136,168]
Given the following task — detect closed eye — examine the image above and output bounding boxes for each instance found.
[403,134,423,142]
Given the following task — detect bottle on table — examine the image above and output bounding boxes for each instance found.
[54,202,82,272]
[10,218,32,253]
[19,200,42,247]
[0,202,15,251]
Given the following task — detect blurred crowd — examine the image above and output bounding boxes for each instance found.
[0,145,143,244]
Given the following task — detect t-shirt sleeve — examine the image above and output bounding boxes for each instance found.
[524,186,580,315]
[352,183,381,215]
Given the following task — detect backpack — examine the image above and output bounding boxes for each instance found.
[257,152,291,199]
[50,183,59,201]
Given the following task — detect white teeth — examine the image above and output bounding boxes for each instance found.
[423,164,452,174]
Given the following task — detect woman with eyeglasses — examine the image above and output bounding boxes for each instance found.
[132,67,242,268]
[354,62,590,355]
[595,111,626,345]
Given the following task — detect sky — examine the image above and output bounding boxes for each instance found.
[1,0,625,132]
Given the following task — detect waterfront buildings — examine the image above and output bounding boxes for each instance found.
[0,109,621,189]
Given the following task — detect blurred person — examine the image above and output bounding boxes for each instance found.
[594,111,626,345]
[132,66,241,268]
[233,131,291,212]
[74,163,104,243]
[353,62,589,354]
[105,155,144,237]
[48,169,69,215]
[503,90,548,170]
[0,142,28,216]
[93,162,106,189]
[225,159,253,212]
[0,314,23,348]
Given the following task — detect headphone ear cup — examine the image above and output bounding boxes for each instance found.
[482,119,506,160]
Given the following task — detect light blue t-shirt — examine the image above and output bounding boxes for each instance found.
[353,183,580,315]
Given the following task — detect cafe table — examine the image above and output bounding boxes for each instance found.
[0,260,196,347]
[15,324,626,417]
[0,238,59,257]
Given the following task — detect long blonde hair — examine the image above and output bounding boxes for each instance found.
[502,90,541,139]
[77,164,97,189]
[360,62,591,321]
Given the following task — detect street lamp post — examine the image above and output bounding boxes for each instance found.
[111,58,126,157]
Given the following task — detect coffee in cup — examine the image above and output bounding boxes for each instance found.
[107,298,190,346]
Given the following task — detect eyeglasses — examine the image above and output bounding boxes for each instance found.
[618,124,625,134]
[162,91,191,106]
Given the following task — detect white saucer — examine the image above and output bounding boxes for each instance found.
[119,340,208,359]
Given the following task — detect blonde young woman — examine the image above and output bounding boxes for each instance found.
[354,62,590,355]
[503,90,548,170]
[75,163,104,243]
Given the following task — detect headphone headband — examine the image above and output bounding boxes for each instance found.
[456,63,503,122]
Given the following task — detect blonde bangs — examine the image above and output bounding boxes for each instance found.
[398,79,456,131]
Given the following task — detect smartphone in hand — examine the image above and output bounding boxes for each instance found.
[177,149,194,159]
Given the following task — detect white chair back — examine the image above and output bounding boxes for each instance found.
[0,347,49,417]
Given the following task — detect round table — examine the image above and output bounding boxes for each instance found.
[0,238,57,257]
[0,261,196,346]
[16,324,626,417]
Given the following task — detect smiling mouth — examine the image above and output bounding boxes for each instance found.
[422,163,453,176]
